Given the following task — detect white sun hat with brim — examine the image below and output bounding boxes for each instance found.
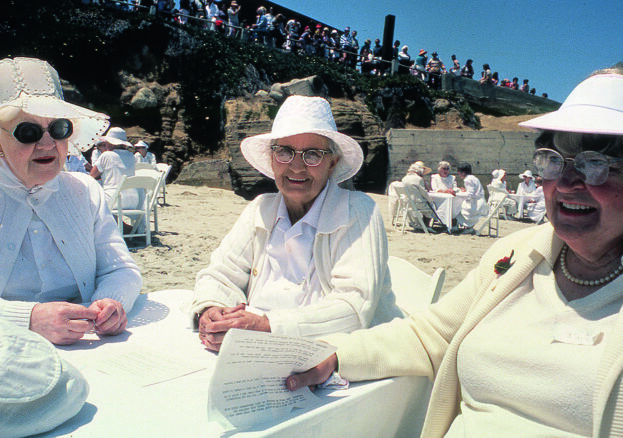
[98,127,132,148]
[0,57,109,155]
[519,169,534,179]
[240,95,363,183]
[135,140,149,149]
[519,74,623,135]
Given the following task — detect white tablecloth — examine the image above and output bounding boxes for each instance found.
[428,192,469,232]
[35,290,431,438]
[508,194,538,218]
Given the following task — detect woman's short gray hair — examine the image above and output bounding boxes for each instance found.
[438,160,451,170]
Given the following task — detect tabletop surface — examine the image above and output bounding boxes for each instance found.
[34,290,430,438]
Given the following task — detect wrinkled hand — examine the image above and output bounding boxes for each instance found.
[88,299,127,336]
[30,302,99,345]
[286,353,338,391]
[198,304,271,352]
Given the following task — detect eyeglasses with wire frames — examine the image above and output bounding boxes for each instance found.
[0,119,73,144]
[271,145,333,167]
[532,147,623,186]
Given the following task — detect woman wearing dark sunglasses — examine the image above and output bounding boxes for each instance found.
[191,95,396,352]
[0,58,141,346]
[288,66,623,437]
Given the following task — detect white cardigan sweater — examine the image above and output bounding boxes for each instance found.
[191,179,393,338]
[323,224,623,438]
[0,167,142,327]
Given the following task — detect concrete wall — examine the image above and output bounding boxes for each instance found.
[387,129,540,190]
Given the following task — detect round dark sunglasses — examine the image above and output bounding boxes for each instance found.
[1,119,74,144]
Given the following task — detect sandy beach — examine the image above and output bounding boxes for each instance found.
[133,183,535,296]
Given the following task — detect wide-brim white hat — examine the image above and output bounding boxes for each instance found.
[519,74,623,135]
[135,140,149,149]
[519,170,533,178]
[98,126,132,148]
[240,95,363,183]
[0,57,109,154]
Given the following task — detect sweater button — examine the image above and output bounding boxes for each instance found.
[252,268,258,276]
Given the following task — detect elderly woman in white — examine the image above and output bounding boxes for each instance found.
[191,95,393,352]
[456,162,488,229]
[0,57,141,346]
[387,160,431,221]
[489,168,518,216]
[516,169,537,195]
[431,160,457,194]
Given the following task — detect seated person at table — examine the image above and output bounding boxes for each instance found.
[191,95,392,352]
[0,57,141,345]
[387,160,432,219]
[288,66,623,437]
[0,320,88,437]
[456,162,488,229]
[134,140,157,166]
[516,169,537,195]
[489,168,518,216]
[431,161,457,194]
[90,130,139,210]
[526,176,546,223]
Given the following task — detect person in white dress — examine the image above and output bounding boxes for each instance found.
[431,160,457,194]
[134,140,157,166]
[489,168,518,216]
[456,162,488,229]
[191,96,397,352]
[387,160,431,220]
[516,169,537,195]
[0,57,141,348]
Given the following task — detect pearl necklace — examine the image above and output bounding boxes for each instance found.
[560,245,623,287]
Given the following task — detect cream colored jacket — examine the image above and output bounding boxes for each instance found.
[323,224,623,438]
[191,179,393,338]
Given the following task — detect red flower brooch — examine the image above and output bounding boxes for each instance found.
[494,250,514,275]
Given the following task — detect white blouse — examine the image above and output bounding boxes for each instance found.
[249,184,328,313]
[449,260,623,437]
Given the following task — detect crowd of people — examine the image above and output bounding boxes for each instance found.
[83,0,547,97]
[388,158,546,235]
[2,33,623,438]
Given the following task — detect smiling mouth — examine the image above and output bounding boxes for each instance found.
[560,201,596,214]
[33,157,56,165]
[287,177,308,183]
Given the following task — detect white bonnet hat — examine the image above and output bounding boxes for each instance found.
[240,95,363,183]
[98,127,132,148]
[519,74,623,135]
[0,57,109,154]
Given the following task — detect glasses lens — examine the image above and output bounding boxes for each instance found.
[575,151,609,185]
[12,119,73,144]
[302,150,324,166]
[273,146,295,163]
[48,119,73,140]
[13,122,43,143]
[533,149,564,180]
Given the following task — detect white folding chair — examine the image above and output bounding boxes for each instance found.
[476,191,509,237]
[135,168,165,232]
[394,185,444,235]
[387,256,445,316]
[110,175,161,247]
[155,163,172,205]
